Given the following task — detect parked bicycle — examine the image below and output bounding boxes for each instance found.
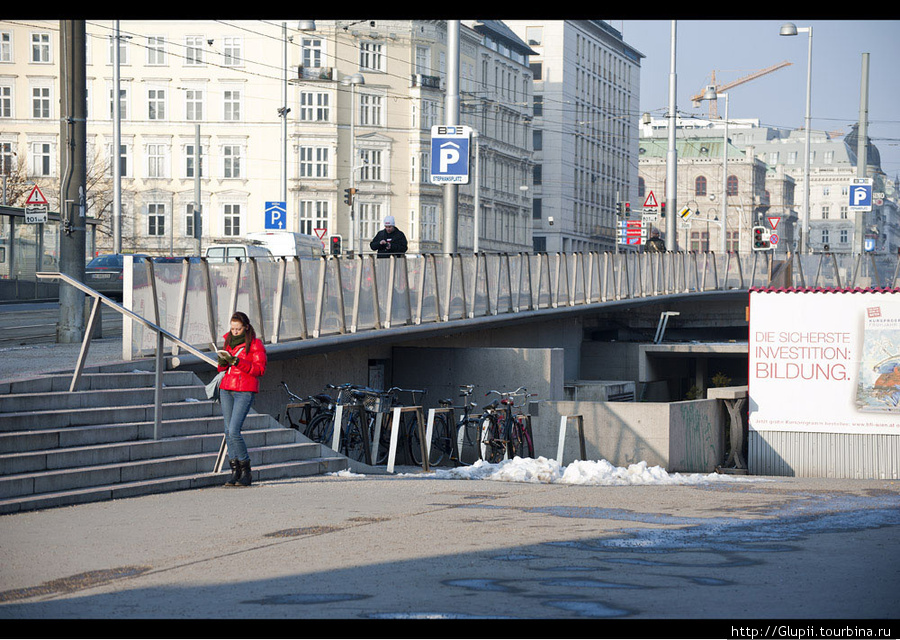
[433,385,481,465]
[293,382,374,464]
[280,381,334,438]
[373,386,433,466]
[480,387,536,462]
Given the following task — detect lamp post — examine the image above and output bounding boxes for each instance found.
[341,72,365,254]
[701,86,728,255]
[780,22,813,254]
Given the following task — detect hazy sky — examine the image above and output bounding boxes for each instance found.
[616,20,900,178]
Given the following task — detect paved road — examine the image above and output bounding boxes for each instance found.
[0,470,898,627]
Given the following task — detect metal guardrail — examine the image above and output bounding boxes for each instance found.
[123,250,900,361]
[35,271,217,440]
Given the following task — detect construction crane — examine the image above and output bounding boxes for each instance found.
[691,61,793,119]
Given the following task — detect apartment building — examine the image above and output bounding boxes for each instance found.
[0,19,535,256]
[505,20,643,253]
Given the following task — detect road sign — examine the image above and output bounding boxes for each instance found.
[430,125,471,184]
[25,184,48,206]
[768,216,781,230]
[678,206,693,221]
[849,178,873,211]
[643,190,658,208]
[25,206,47,224]
[265,201,287,229]
[617,220,647,245]
[769,233,779,246]
[313,227,327,240]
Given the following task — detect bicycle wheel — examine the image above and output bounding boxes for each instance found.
[342,412,370,464]
[409,412,450,467]
[306,411,333,444]
[480,414,505,464]
[509,417,534,459]
[374,414,392,465]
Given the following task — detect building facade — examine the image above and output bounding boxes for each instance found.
[505,20,643,253]
[0,19,535,256]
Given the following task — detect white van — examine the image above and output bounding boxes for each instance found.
[204,243,274,264]
[244,231,325,258]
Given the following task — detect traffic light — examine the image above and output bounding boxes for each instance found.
[329,234,342,256]
[752,226,770,251]
[616,202,624,216]
[624,202,631,215]
[343,188,357,206]
[660,201,666,218]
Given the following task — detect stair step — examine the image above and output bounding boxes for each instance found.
[0,441,326,500]
[0,456,348,515]
[0,399,221,432]
[0,385,208,413]
[0,370,197,394]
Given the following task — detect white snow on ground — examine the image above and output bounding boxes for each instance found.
[329,456,762,485]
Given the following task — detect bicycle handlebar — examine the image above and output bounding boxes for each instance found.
[486,386,527,397]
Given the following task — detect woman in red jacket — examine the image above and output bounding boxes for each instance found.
[218,311,267,487]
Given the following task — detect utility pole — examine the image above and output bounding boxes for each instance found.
[58,20,87,343]
[113,20,122,253]
[442,20,460,254]
[664,21,678,251]
[194,123,202,255]
[855,52,870,257]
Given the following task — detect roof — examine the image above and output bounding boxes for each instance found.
[638,137,746,161]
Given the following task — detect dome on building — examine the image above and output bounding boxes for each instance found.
[844,123,881,171]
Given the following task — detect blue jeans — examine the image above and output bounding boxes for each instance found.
[220,389,255,462]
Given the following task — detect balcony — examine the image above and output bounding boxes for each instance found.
[410,73,441,90]
[296,66,335,81]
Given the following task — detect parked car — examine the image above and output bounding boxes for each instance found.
[204,243,274,263]
[84,253,147,298]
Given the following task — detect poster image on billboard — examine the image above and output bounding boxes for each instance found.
[749,291,900,435]
[856,301,900,413]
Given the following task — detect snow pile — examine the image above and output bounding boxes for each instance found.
[429,456,751,486]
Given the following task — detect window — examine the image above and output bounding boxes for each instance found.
[359,41,384,72]
[148,88,166,120]
[223,145,241,178]
[767,151,779,165]
[533,130,542,151]
[727,230,740,252]
[840,206,848,220]
[824,150,834,164]
[298,91,329,122]
[1,142,15,175]
[821,229,829,244]
[147,143,166,178]
[822,205,830,220]
[359,93,382,126]
[185,89,203,121]
[298,200,329,236]
[108,35,127,65]
[822,186,830,196]
[32,86,50,119]
[533,95,543,117]
[533,164,542,185]
[147,36,166,65]
[185,36,204,66]
[727,175,738,196]
[185,144,203,178]
[109,86,127,119]
[690,230,709,252]
[223,37,242,66]
[0,85,11,118]
[533,198,542,220]
[31,33,51,63]
[839,229,848,243]
[185,203,198,238]
[301,38,322,68]
[298,146,329,178]
[415,46,431,74]
[148,203,166,236]
[359,202,382,241]
[223,203,241,236]
[526,26,542,46]
[223,90,241,121]
[530,62,542,81]
[1,31,12,63]
[695,176,707,197]
[421,204,439,242]
[787,151,797,164]
[359,149,382,181]
[31,142,52,176]
[107,143,128,177]
[420,151,430,184]
[638,177,645,198]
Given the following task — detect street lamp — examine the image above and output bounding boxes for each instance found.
[701,86,728,255]
[780,21,813,254]
[340,72,365,254]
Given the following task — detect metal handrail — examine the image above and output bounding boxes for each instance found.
[36,271,217,440]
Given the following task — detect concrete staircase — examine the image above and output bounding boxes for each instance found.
[0,362,348,515]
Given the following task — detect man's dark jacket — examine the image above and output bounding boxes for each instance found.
[369,227,408,255]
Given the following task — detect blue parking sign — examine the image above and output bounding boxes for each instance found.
[265,201,287,229]
[430,125,471,184]
[849,179,872,211]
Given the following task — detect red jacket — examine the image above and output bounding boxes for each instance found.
[219,334,267,393]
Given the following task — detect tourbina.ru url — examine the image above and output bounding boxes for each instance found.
[731,625,893,638]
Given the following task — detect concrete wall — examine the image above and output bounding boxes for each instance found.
[392,346,566,407]
[537,399,724,473]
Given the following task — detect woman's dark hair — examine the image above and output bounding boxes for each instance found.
[231,311,256,350]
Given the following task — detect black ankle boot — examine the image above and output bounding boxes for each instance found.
[225,458,242,486]
[237,459,252,487]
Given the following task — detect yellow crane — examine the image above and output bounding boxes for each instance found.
[691,61,793,119]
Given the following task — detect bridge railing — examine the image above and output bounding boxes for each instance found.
[122,250,900,361]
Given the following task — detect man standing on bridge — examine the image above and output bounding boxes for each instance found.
[370,216,408,257]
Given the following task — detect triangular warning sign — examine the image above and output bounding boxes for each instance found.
[767,216,780,230]
[25,185,48,206]
[643,191,658,208]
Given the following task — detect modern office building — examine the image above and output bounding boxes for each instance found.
[505,20,643,253]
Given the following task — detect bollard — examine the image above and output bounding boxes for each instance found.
[556,415,586,464]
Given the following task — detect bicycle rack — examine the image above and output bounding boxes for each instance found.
[426,407,458,466]
[557,415,586,464]
[331,403,373,466]
[383,406,427,474]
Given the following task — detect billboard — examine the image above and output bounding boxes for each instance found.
[749,290,900,435]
